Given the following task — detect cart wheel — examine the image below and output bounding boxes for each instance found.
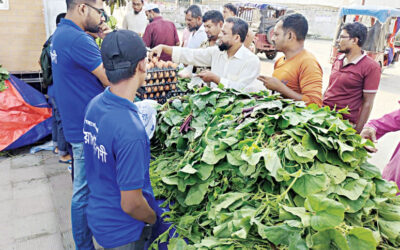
[265,51,277,60]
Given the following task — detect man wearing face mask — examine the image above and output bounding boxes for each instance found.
[323,22,381,133]
[142,4,180,61]
[151,17,264,93]
[122,0,148,36]
[258,13,323,106]
[51,0,111,249]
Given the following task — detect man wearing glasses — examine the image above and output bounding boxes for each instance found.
[51,0,111,249]
[122,0,148,36]
[323,22,381,133]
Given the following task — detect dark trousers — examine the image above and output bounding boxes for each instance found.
[49,96,68,156]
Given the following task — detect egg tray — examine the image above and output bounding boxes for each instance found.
[146,68,178,81]
[141,82,178,94]
[144,77,178,86]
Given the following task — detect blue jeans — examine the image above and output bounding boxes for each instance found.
[50,96,68,156]
[70,142,95,250]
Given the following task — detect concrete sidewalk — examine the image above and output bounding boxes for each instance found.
[0,150,76,250]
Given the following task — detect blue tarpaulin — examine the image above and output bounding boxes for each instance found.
[1,75,52,151]
[339,6,400,23]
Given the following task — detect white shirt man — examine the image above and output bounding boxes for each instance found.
[122,0,148,35]
[152,18,265,93]
[187,24,207,49]
[172,45,263,92]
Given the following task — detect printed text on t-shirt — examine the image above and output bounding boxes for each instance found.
[84,119,107,163]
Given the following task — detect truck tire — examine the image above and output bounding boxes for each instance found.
[265,26,274,44]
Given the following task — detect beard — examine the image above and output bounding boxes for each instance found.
[85,19,100,33]
[338,48,350,54]
[207,34,217,41]
[189,25,199,32]
[218,42,231,51]
[134,10,141,14]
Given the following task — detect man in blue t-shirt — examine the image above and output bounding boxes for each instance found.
[51,0,111,249]
[83,30,158,249]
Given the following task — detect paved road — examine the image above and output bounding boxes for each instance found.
[0,39,399,250]
[259,39,400,170]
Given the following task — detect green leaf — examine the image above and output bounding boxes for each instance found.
[257,223,301,246]
[262,148,282,180]
[311,229,349,250]
[172,99,183,112]
[201,145,226,165]
[192,95,207,110]
[162,176,179,186]
[226,151,245,166]
[320,163,347,184]
[305,194,345,231]
[283,111,310,126]
[290,144,318,163]
[184,182,210,206]
[289,233,308,250]
[180,164,198,174]
[192,116,208,139]
[214,193,249,212]
[359,162,381,179]
[240,145,264,166]
[196,163,214,181]
[281,205,311,227]
[302,133,326,162]
[375,179,399,197]
[167,238,188,250]
[378,219,400,244]
[195,237,222,248]
[346,227,378,250]
[219,137,238,147]
[239,164,256,176]
[292,173,329,198]
[335,178,368,201]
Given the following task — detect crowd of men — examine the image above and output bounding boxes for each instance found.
[43,0,395,249]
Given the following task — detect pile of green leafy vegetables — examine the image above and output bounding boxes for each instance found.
[149,85,400,250]
[0,65,9,92]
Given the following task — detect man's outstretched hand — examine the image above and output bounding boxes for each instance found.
[360,126,378,153]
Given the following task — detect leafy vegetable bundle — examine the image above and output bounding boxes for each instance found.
[0,65,9,92]
[150,86,400,249]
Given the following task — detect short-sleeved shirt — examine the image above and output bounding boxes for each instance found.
[142,16,180,61]
[51,18,104,143]
[83,88,157,248]
[323,53,381,124]
[273,50,323,106]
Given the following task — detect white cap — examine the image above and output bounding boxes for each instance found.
[144,3,159,11]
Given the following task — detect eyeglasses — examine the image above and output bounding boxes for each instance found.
[85,3,108,21]
[339,35,351,40]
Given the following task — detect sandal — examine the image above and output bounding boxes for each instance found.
[59,159,72,164]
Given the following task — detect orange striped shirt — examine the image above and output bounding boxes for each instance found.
[273,50,323,106]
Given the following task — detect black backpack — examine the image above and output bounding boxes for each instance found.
[39,35,53,88]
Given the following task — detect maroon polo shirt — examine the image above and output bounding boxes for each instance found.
[142,16,180,61]
[323,54,381,124]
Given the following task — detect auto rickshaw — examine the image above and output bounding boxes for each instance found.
[330,6,400,70]
[235,3,288,60]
